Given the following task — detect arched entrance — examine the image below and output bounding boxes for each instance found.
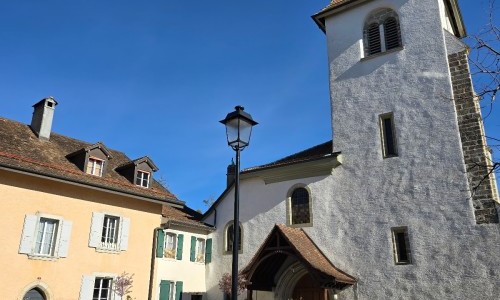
[23,288,46,300]
[292,274,327,300]
[241,225,356,300]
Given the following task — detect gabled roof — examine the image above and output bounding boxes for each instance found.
[202,140,338,218]
[67,141,113,159]
[162,205,215,232]
[116,156,159,172]
[243,140,335,173]
[0,117,181,205]
[312,0,466,38]
[242,224,356,287]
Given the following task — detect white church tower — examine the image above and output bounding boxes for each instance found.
[310,0,500,298]
[202,1,500,299]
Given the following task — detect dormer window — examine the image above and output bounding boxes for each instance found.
[136,170,150,188]
[86,157,104,176]
[67,142,112,177]
[116,156,158,189]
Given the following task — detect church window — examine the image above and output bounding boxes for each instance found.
[364,8,402,56]
[380,113,398,158]
[288,186,312,226]
[224,221,242,253]
[391,227,411,264]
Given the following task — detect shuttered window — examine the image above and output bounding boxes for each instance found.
[364,8,402,57]
[384,17,401,50]
[367,23,382,55]
[88,212,130,252]
[19,214,72,258]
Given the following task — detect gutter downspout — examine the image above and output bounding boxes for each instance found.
[148,227,162,300]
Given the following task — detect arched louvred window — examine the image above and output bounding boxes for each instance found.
[364,8,402,57]
[367,23,382,55]
[291,187,310,225]
[384,17,401,50]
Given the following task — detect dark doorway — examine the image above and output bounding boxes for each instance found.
[292,274,328,300]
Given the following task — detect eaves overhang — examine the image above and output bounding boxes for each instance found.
[241,153,343,184]
[162,220,215,234]
[0,163,184,207]
[312,0,466,38]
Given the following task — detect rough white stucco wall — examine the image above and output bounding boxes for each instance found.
[204,0,500,299]
[323,0,500,299]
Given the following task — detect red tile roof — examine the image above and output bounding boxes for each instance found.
[162,205,214,231]
[242,224,356,285]
[0,117,181,204]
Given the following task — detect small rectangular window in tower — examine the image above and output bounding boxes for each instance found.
[391,227,411,264]
[380,113,398,157]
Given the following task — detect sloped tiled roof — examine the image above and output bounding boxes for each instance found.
[242,140,335,173]
[242,224,356,284]
[162,205,214,231]
[0,117,181,204]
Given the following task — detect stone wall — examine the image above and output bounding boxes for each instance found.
[448,50,499,224]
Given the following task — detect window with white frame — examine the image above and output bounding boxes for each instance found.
[93,277,113,300]
[86,157,104,177]
[195,238,205,263]
[19,214,72,259]
[164,233,177,259]
[88,212,130,252]
[79,274,118,300]
[135,170,150,188]
[101,215,119,248]
[363,8,402,56]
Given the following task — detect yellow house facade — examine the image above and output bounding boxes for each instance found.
[0,98,183,300]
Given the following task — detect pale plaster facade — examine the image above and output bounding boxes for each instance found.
[0,169,163,300]
[154,227,209,299]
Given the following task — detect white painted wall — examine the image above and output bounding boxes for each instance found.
[203,0,500,299]
[156,228,207,299]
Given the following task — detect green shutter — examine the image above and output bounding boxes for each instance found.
[175,281,183,300]
[176,234,184,260]
[159,280,171,300]
[156,230,165,258]
[205,238,212,263]
[190,236,196,262]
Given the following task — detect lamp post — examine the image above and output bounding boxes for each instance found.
[220,105,258,300]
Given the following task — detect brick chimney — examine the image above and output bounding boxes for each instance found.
[227,159,236,187]
[31,97,58,140]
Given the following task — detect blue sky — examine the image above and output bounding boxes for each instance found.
[1,0,498,212]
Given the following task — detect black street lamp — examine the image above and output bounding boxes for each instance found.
[220,105,258,300]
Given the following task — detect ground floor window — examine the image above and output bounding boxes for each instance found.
[93,277,113,300]
[23,288,46,300]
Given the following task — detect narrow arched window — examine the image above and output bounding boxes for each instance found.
[384,17,401,50]
[290,187,310,225]
[225,222,242,253]
[364,8,402,57]
[367,23,382,55]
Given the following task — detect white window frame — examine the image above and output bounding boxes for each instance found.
[89,212,130,253]
[93,277,113,300]
[164,232,177,259]
[87,157,105,177]
[79,273,118,300]
[19,213,72,260]
[34,217,59,256]
[195,238,206,263]
[136,170,150,188]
